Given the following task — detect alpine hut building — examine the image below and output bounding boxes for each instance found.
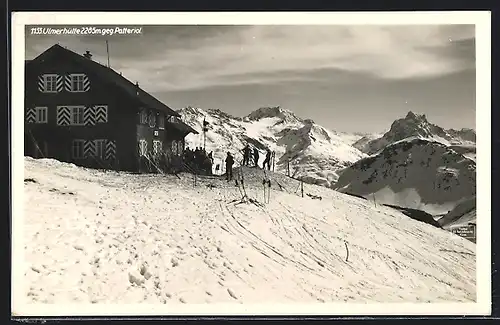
[25,44,198,173]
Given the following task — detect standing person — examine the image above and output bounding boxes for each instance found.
[225,152,234,181]
[242,144,251,166]
[253,148,260,168]
[263,148,272,170]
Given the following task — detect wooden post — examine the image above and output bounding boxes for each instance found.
[301,177,304,198]
[287,160,290,177]
[272,152,275,172]
[203,129,206,151]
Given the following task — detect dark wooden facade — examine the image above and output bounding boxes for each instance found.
[25,44,198,173]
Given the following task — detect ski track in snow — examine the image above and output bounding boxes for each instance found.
[23,158,476,304]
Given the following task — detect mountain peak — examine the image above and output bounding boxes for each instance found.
[354,111,475,155]
[405,111,427,123]
[406,111,417,119]
[246,106,302,123]
[178,106,206,116]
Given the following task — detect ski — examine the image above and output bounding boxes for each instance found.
[263,168,271,204]
[267,179,271,203]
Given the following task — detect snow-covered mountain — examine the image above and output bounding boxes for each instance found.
[178,106,366,187]
[333,138,476,216]
[353,111,476,155]
[20,157,476,306]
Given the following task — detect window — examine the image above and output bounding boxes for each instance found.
[153,140,163,155]
[140,109,148,124]
[34,107,48,123]
[149,111,156,128]
[158,112,165,129]
[94,139,106,159]
[68,74,88,92]
[138,139,148,156]
[72,140,85,159]
[71,106,85,125]
[41,74,59,92]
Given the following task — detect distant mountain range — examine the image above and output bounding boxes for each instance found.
[178,106,366,187]
[177,106,476,230]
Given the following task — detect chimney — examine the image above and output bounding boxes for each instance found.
[135,81,139,87]
[83,50,92,59]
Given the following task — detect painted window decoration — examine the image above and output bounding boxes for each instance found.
[149,111,156,128]
[138,139,148,156]
[38,74,63,93]
[153,140,163,155]
[140,109,148,124]
[65,73,90,92]
[158,112,165,129]
[72,139,85,159]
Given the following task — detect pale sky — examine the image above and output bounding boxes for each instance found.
[25,24,476,133]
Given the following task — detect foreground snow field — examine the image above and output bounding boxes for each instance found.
[23,157,476,304]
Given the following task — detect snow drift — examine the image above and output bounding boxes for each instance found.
[22,157,475,304]
[333,138,476,216]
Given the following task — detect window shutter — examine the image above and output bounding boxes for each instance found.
[26,108,36,123]
[95,105,108,123]
[56,75,64,92]
[105,140,116,160]
[83,75,90,92]
[57,106,71,126]
[37,75,45,92]
[84,106,96,126]
[84,140,96,158]
[64,74,72,91]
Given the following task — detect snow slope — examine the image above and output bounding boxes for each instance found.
[353,111,476,155]
[439,196,477,230]
[22,157,475,304]
[334,138,476,216]
[178,106,366,186]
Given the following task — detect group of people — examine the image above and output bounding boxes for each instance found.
[224,144,274,181]
[182,147,213,175]
[242,144,273,170]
